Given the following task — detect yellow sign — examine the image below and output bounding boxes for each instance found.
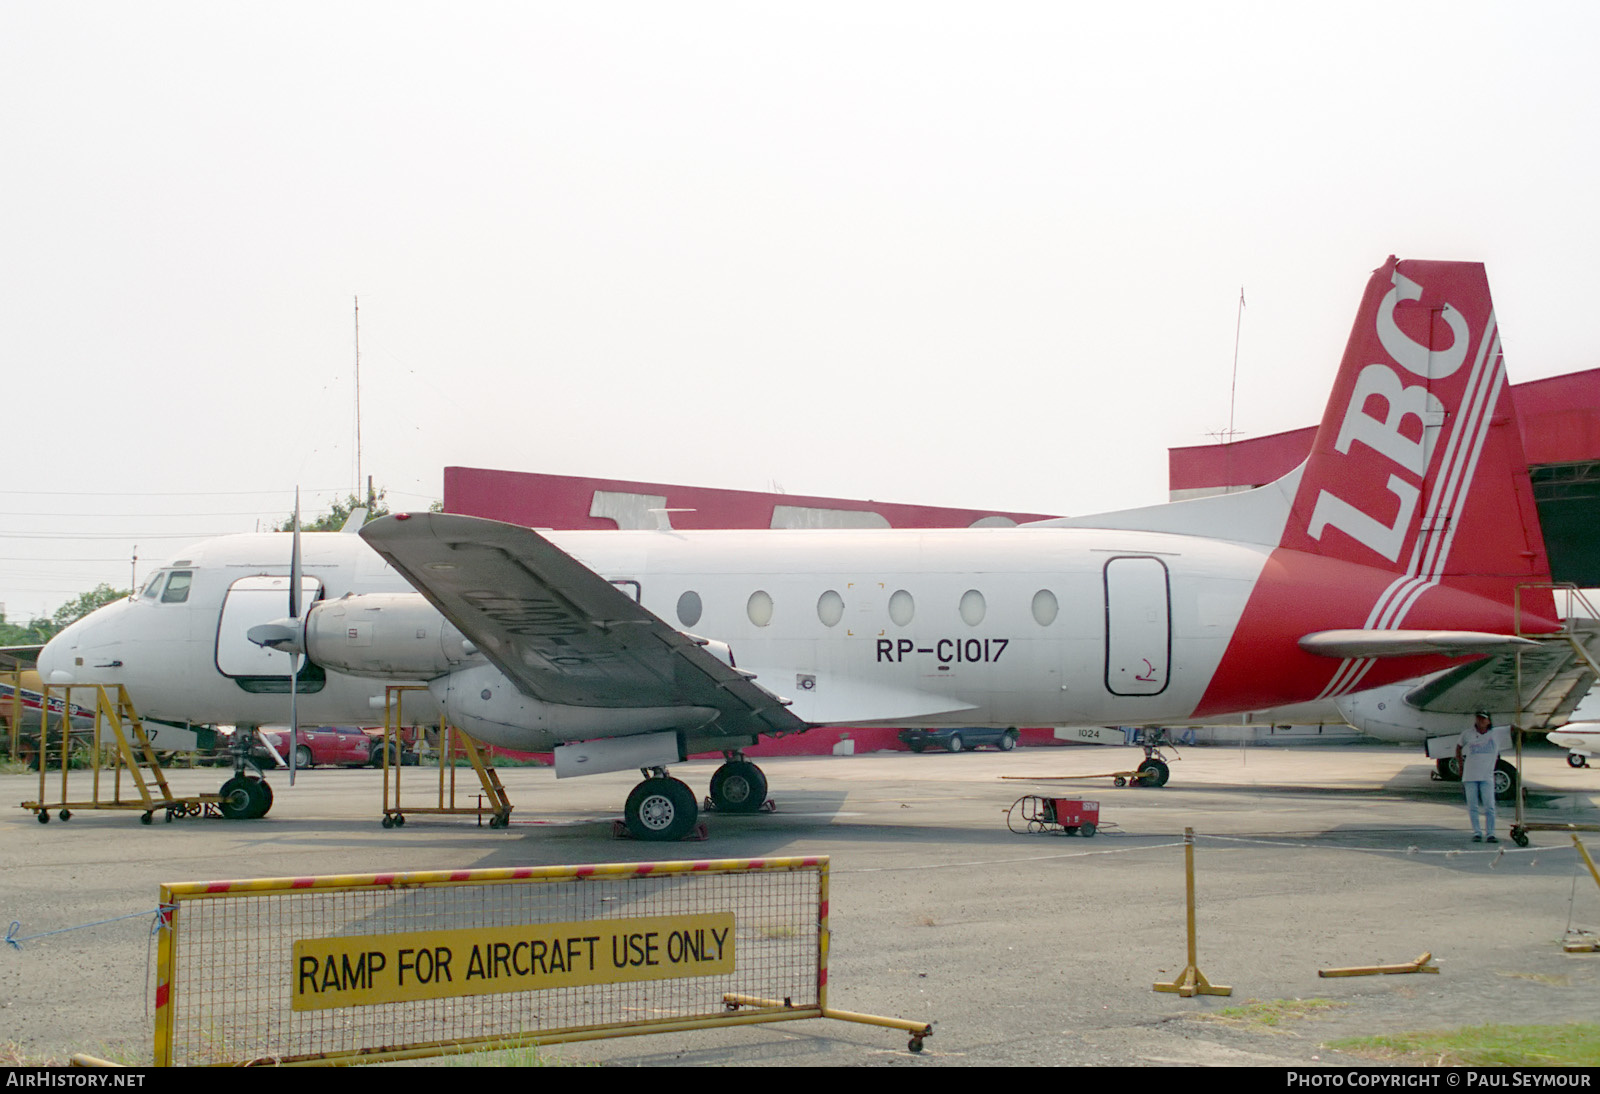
[292,913,735,1011]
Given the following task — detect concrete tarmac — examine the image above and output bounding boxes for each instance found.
[3,743,1598,1067]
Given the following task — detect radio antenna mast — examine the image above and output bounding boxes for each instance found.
[353,295,362,500]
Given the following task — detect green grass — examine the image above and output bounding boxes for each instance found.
[1330,1023,1600,1066]
[1205,998,1346,1028]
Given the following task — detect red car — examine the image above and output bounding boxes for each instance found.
[256,726,374,769]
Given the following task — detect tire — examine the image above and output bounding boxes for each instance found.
[295,745,313,769]
[625,776,698,841]
[908,742,925,753]
[1080,821,1096,838]
[1512,828,1530,848]
[219,775,256,820]
[946,734,964,753]
[249,777,273,818]
[709,761,767,814]
[1569,753,1587,769]
[1137,758,1170,788]
[1437,756,1462,782]
[998,731,1017,752]
[1493,758,1518,801]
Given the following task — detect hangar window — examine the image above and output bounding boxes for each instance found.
[676,591,702,628]
[1032,589,1059,626]
[888,589,915,627]
[161,571,193,604]
[959,589,986,626]
[817,589,844,627]
[747,590,774,627]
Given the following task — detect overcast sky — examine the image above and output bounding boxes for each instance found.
[3,2,1597,619]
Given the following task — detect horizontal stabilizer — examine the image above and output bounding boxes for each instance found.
[1298,630,1536,659]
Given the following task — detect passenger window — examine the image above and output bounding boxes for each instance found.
[161,571,193,604]
[959,589,986,626]
[1032,589,1059,626]
[676,591,702,628]
[817,590,844,627]
[888,589,915,627]
[747,590,774,627]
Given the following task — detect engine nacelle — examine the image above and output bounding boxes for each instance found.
[303,593,476,680]
[429,663,719,755]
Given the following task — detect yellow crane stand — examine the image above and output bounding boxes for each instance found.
[1318,952,1439,978]
[1153,827,1232,998]
[19,684,220,825]
[379,685,512,829]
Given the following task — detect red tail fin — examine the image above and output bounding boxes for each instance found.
[1193,258,1556,716]
[1284,257,1552,607]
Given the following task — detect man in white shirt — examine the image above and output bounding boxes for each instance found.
[1456,710,1503,843]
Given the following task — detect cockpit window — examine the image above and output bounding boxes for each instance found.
[161,571,194,604]
[140,573,164,599]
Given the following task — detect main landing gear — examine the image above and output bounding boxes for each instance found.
[707,756,769,814]
[219,723,274,820]
[1433,756,1520,800]
[621,754,772,841]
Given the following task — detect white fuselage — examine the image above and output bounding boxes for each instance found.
[40,524,1276,749]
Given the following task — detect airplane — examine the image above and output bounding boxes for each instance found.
[39,256,1566,839]
[1548,685,1600,768]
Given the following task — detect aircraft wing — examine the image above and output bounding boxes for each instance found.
[359,513,806,740]
[1399,622,1600,728]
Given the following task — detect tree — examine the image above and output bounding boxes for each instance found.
[0,584,130,647]
[274,487,443,533]
[275,489,390,533]
[53,584,133,630]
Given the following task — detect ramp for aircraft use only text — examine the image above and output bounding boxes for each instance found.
[154,856,930,1065]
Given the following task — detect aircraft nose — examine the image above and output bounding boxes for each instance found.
[37,632,74,684]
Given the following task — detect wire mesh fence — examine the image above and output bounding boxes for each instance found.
[156,857,827,1065]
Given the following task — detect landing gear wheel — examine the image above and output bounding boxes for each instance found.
[1569,753,1588,769]
[709,761,767,814]
[1137,758,1170,787]
[1080,821,1096,838]
[220,775,273,820]
[946,733,964,753]
[1437,756,1462,782]
[625,776,698,841]
[1511,827,1530,848]
[1493,758,1518,801]
[220,776,255,820]
[250,778,273,818]
[295,745,312,769]
[998,730,1017,751]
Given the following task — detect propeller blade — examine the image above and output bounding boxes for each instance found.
[289,651,300,786]
[288,487,302,620]
[288,487,302,785]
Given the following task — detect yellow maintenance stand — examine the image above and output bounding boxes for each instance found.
[378,684,512,828]
[19,683,222,824]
